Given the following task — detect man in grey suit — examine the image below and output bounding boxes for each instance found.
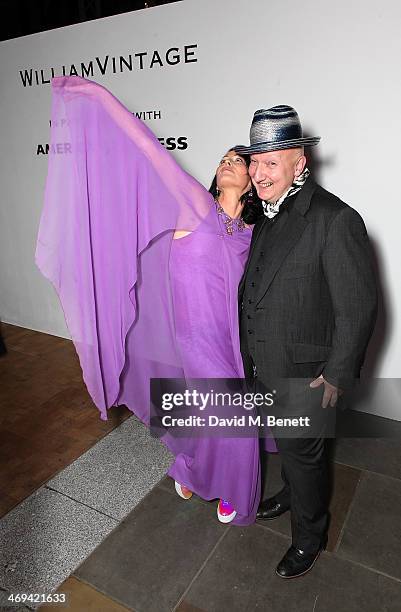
[235,106,377,578]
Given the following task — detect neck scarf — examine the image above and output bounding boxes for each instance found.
[262,167,310,218]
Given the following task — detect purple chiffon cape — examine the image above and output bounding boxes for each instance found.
[35,76,276,525]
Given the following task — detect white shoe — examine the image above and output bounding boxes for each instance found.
[174,481,193,499]
[217,499,237,523]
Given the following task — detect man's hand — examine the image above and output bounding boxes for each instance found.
[310,375,342,408]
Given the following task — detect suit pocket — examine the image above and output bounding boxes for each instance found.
[281,261,317,279]
[292,342,331,363]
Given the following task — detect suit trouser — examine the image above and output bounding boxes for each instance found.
[244,358,330,555]
[271,435,329,554]
[240,337,330,553]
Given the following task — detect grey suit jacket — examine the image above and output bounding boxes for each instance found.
[239,177,378,389]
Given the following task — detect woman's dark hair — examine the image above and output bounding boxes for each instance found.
[209,148,264,225]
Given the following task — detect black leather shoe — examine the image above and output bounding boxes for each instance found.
[276,545,322,579]
[256,497,290,520]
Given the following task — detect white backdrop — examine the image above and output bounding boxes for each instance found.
[1,0,400,418]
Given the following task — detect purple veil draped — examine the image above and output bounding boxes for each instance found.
[36,77,278,525]
[36,76,215,421]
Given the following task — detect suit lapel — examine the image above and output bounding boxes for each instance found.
[254,178,317,306]
[254,211,308,305]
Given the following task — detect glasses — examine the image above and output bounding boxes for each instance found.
[219,155,246,166]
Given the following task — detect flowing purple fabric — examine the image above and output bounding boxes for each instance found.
[36,76,276,525]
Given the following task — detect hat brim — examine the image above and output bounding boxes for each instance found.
[235,136,320,155]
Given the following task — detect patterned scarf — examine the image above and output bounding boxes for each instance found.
[262,167,310,218]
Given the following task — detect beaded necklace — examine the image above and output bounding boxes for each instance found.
[214,199,246,235]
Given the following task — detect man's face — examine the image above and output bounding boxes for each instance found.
[249,148,306,202]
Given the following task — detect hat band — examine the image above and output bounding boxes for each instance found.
[250,115,302,145]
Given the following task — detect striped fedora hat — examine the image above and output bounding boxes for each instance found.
[235,105,320,155]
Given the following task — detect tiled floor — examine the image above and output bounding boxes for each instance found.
[1,323,401,611]
[0,323,132,518]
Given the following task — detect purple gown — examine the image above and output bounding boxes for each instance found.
[167,220,262,524]
[35,76,276,526]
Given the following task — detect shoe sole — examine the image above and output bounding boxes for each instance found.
[217,506,237,524]
[174,481,193,500]
[275,550,321,580]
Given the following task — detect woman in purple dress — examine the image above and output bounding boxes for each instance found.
[36,76,274,526]
[169,149,262,523]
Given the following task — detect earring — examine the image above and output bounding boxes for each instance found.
[216,187,220,196]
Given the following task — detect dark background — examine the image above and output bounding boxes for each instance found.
[0,0,180,41]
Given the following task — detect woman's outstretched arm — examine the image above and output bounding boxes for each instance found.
[54,76,212,226]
